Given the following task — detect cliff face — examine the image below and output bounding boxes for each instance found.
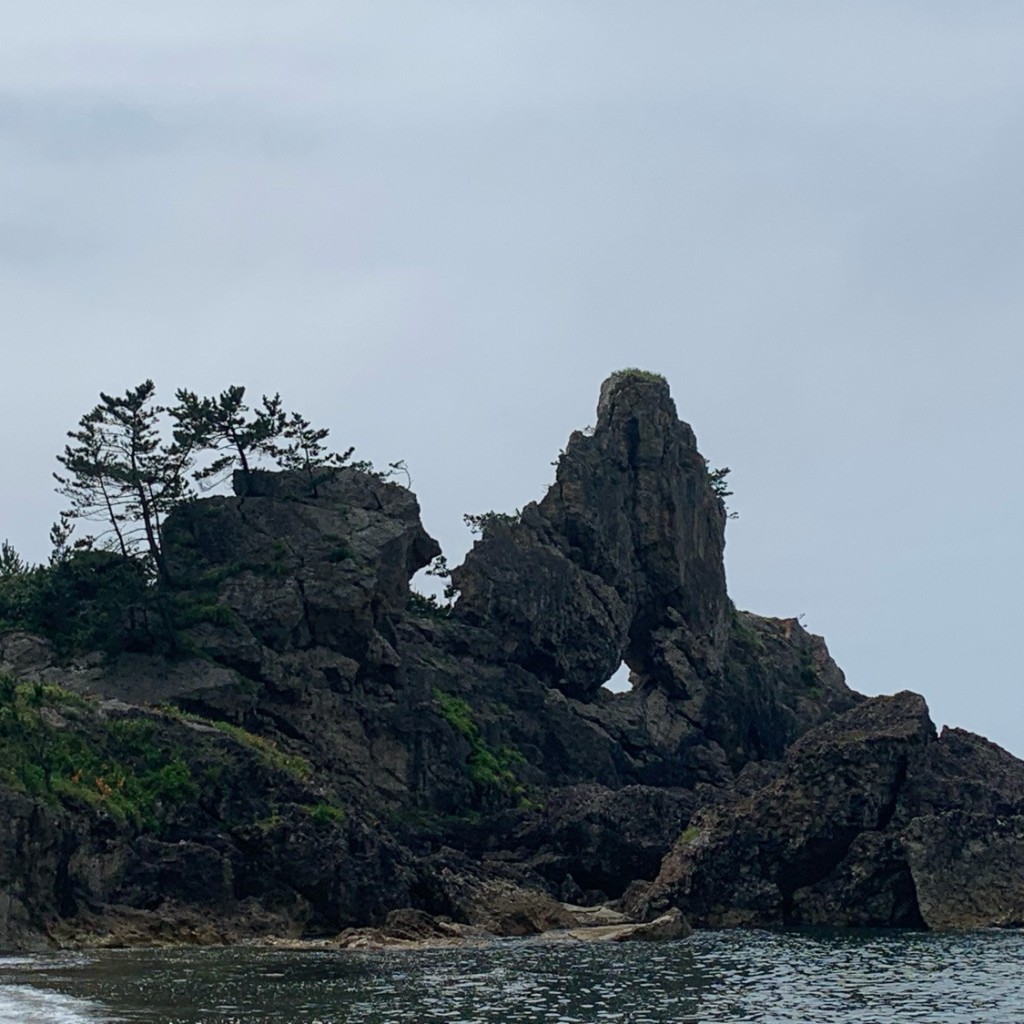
[1,369,1020,948]
[451,371,857,778]
[630,692,1024,930]
[454,372,729,701]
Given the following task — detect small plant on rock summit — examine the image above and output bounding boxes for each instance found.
[705,461,738,520]
[463,510,520,536]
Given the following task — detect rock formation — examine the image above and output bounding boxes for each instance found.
[629,691,1024,930]
[1,368,1021,949]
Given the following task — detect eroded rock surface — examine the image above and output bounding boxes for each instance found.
[1,369,1020,947]
[455,372,728,701]
[632,693,1024,930]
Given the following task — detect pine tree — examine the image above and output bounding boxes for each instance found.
[171,385,285,493]
[0,540,28,578]
[273,410,356,497]
[54,381,190,582]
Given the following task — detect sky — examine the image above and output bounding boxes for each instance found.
[2,2,1023,754]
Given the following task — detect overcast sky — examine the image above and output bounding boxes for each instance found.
[2,2,1023,754]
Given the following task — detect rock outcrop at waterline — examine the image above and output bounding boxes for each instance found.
[1,369,1020,949]
[628,690,1024,930]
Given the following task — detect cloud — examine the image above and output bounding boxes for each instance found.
[2,2,1024,755]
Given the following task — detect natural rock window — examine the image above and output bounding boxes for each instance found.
[602,661,632,694]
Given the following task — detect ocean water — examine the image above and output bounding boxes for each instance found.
[2,928,1024,1024]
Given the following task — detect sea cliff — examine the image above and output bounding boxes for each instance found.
[2,370,1022,950]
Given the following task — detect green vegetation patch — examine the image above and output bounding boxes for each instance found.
[798,647,819,686]
[679,824,702,845]
[211,721,312,781]
[301,802,346,827]
[0,675,199,831]
[161,706,312,782]
[729,607,766,654]
[167,595,238,630]
[433,688,525,797]
[607,367,668,387]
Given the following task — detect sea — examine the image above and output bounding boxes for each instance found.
[2,928,1023,1024]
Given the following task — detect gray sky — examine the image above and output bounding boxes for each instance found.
[3,2,1023,754]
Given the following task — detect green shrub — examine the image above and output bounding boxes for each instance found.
[168,596,238,629]
[462,510,519,536]
[407,591,450,618]
[302,802,346,827]
[160,707,312,782]
[0,550,160,656]
[0,676,201,832]
[0,549,247,659]
[679,824,702,844]
[607,367,667,386]
[433,688,525,801]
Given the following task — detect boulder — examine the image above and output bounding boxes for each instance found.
[562,907,691,943]
[436,873,581,936]
[632,692,936,927]
[902,812,1024,929]
[508,784,696,898]
[162,466,440,661]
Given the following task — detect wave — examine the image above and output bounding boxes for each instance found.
[0,985,115,1024]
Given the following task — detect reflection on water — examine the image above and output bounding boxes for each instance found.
[3,928,1024,1023]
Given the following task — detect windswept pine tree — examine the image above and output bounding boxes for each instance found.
[170,385,286,494]
[273,410,360,497]
[54,381,369,579]
[54,381,193,583]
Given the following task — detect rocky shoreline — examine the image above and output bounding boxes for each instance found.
[3,369,1023,951]
[47,903,689,953]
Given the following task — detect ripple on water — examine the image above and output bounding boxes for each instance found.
[3,930,1024,1023]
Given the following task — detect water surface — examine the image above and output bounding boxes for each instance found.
[3,928,1023,1023]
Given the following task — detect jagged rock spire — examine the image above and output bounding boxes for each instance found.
[453,370,729,700]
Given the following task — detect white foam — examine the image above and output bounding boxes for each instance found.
[0,985,114,1024]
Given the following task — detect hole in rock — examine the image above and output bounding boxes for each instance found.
[601,661,632,695]
[409,566,443,601]
[408,565,458,609]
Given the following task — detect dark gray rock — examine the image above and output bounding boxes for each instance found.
[897,727,1024,823]
[789,831,922,927]
[631,692,936,927]
[454,370,729,701]
[2,370,1021,947]
[506,784,696,899]
[902,812,1024,929]
[713,610,862,768]
[0,790,70,950]
[380,907,455,941]
[451,372,858,782]
[163,466,440,662]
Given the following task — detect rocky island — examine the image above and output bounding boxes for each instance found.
[2,369,1022,950]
